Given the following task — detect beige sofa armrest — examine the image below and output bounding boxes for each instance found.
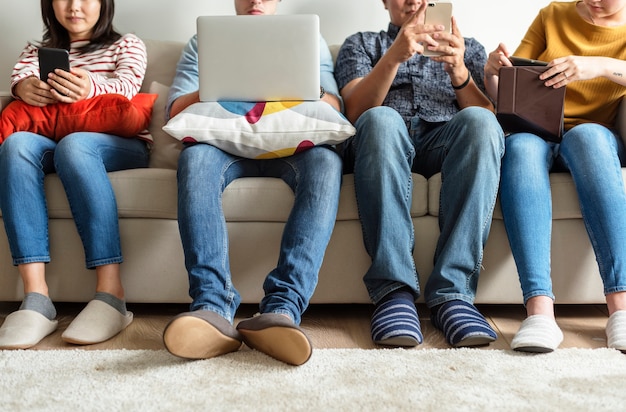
[0,92,13,112]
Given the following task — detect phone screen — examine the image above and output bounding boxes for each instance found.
[423,2,453,57]
[38,47,70,82]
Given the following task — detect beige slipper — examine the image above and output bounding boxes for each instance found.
[607,310,626,352]
[0,309,58,349]
[511,314,563,353]
[237,313,312,366]
[61,300,133,345]
[163,310,242,360]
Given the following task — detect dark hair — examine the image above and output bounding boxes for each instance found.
[40,0,121,54]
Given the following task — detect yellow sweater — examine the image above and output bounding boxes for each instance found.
[514,1,626,130]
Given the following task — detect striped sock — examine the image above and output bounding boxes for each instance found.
[371,289,423,347]
[431,300,497,347]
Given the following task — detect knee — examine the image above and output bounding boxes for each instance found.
[300,146,342,185]
[503,133,551,172]
[54,134,87,165]
[454,108,504,154]
[0,132,48,162]
[353,107,410,155]
[562,123,614,152]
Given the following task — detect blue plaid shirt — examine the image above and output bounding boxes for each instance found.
[335,23,489,126]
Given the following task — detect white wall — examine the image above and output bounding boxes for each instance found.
[0,0,553,92]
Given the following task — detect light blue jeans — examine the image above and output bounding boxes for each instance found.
[345,106,504,307]
[500,124,626,303]
[0,132,149,268]
[177,144,342,324]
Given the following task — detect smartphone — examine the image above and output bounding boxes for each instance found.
[38,47,70,82]
[423,1,453,57]
[509,56,548,67]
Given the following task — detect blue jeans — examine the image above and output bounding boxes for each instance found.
[177,144,342,324]
[500,124,626,303]
[0,132,149,268]
[345,106,504,307]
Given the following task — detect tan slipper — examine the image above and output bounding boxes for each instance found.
[237,313,312,366]
[61,300,133,345]
[0,310,58,349]
[163,310,242,360]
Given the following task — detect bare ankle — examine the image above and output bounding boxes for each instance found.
[525,296,555,318]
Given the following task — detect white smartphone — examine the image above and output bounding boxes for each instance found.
[422,1,453,57]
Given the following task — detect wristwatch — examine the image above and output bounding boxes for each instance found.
[320,86,326,99]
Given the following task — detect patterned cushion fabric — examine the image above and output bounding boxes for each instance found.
[162,100,355,159]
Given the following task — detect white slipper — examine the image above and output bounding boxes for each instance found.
[511,314,563,353]
[0,309,58,349]
[61,299,133,345]
[606,310,626,352]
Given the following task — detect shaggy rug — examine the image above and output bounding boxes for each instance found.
[1,348,625,411]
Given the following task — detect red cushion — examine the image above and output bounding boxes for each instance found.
[0,93,157,143]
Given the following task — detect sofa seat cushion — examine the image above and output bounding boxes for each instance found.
[429,171,626,220]
[41,168,179,219]
[222,173,429,223]
[20,170,430,223]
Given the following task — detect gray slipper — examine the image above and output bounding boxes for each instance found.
[237,313,312,366]
[0,309,58,349]
[61,299,133,345]
[163,310,242,360]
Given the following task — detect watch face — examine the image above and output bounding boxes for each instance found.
[320,86,325,98]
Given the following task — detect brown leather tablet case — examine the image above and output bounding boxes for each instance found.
[496,66,566,143]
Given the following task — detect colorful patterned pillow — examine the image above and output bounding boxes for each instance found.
[162,100,355,159]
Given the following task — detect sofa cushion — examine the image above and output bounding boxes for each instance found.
[148,81,182,169]
[140,39,184,94]
[0,94,157,143]
[428,172,626,220]
[162,100,356,159]
[43,168,179,219]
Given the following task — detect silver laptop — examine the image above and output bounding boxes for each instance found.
[197,14,320,102]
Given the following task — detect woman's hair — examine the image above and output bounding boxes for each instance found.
[40,0,121,53]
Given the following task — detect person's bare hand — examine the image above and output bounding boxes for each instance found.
[430,16,466,73]
[485,43,512,78]
[13,76,56,107]
[387,2,439,63]
[540,55,600,88]
[47,67,91,102]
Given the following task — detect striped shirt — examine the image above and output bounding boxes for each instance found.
[10,33,151,142]
[10,33,147,100]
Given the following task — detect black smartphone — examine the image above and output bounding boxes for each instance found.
[38,47,70,82]
[509,56,548,67]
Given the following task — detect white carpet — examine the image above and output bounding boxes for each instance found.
[1,348,625,411]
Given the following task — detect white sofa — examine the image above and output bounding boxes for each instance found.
[0,38,622,305]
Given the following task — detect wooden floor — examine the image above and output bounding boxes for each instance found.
[0,302,612,351]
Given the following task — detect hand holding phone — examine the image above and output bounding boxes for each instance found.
[423,1,453,57]
[38,47,70,82]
